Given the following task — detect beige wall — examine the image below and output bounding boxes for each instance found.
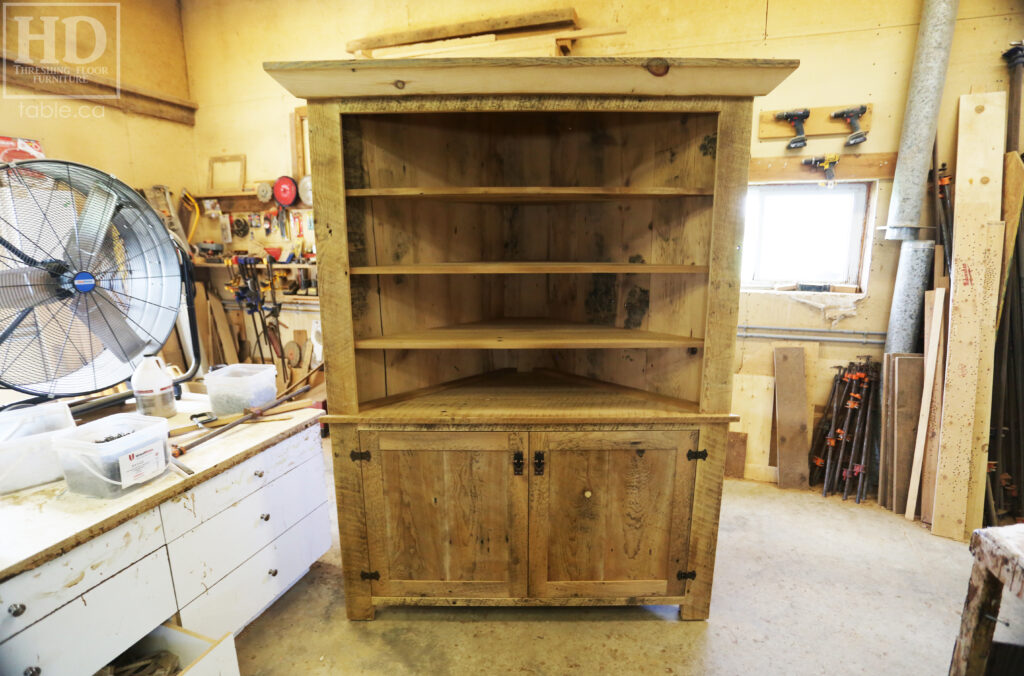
[177,0,1023,405]
[0,0,197,188]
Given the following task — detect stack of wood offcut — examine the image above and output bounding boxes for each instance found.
[346,8,623,59]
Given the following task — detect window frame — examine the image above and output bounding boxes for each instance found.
[741,180,875,292]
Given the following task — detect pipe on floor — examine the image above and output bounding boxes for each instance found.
[885,0,959,241]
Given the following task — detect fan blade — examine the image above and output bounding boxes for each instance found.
[0,267,60,309]
[78,288,145,363]
[70,186,117,267]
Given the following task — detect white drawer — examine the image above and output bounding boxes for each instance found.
[115,624,239,676]
[167,452,327,606]
[0,547,177,676]
[162,424,322,541]
[179,501,331,638]
[0,507,164,642]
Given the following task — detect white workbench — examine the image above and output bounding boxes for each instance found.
[0,398,328,676]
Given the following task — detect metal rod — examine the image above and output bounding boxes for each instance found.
[737,332,885,345]
[737,325,886,336]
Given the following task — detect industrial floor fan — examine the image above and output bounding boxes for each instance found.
[0,160,199,409]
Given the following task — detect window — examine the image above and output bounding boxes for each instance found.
[741,182,872,290]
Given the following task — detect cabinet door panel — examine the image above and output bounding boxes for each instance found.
[361,431,527,598]
[529,430,698,598]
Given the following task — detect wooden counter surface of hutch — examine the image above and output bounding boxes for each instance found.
[265,57,797,620]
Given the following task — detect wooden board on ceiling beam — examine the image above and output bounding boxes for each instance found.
[346,8,579,52]
[933,91,1007,542]
[759,104,873,140]
[749,152,896,183]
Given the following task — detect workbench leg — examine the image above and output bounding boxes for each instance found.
[950,560,1003,675]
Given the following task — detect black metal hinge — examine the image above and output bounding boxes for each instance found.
[360,570,380,581]
[534,451,546,476]
[677,570,697,581]
[350,450,371,462]
[687,449,708,461]
[513,451,524,475]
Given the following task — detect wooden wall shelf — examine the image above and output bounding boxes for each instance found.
[346,186,711,201]
[267,56,796,621]
[350,262,708,275]
[354,318,703,350]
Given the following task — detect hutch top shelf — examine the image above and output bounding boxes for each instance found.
[263,57,799,100]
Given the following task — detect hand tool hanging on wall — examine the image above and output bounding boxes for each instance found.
[775,109,810,150]
[802,154,840,186]
[831,105,869,146]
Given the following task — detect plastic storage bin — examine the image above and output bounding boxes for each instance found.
[57,414,169,498]
[0,401,75,495]
[204,364,277,416]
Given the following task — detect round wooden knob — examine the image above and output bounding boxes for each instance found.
[268,568,278,577]
[254,470,265,478]
[260,513,270,521]
[8,603,25,617]
[584,490,592,499]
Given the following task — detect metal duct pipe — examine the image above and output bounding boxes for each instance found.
[885,0,959,240]
[885,240,935,352]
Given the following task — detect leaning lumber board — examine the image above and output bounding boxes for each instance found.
[725,432,747,479]
[208,293,239,364]
[933,92,1007,541]
[892,355,924,514]
[906,289,946,520]
[998,152,1024,324]
[773,347,810,489]
[729,374,776,483]
[346,8,579,52]
[921,285,948,525]
[193,281,213,372]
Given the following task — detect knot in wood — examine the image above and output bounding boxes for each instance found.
[645,58,670,77]
[393,79,406,90]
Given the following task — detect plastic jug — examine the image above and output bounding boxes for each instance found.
[131,356,177,418]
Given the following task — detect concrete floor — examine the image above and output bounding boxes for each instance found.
[234,450,1024,675]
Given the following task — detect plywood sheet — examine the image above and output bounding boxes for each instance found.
[774,347,810,489]
[730,374,777,483]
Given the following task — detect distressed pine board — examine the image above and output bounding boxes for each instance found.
[934,92,1007,541]
[725,431,747,479]
[998,152,1024,324]
[921,286,948,525]
[905,289,945,520]
[346,186,710,200]
[773,347,810,489]
[351,262,708,275]
[346,8,579,52]
[891,355,924,515]
[264,57,800,100]
[758,104,873,140]
[749,152,896,183]
[730,373,777,483]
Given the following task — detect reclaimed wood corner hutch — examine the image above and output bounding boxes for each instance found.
[265,57,797,620]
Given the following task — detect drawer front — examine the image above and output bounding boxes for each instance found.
[0,507,164,642]
[0,547,177,676]
[162,424,322,541]
[168,452,327,606]
[179,501,330,638]
[129,624,239,676]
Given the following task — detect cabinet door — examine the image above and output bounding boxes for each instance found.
[360,431,527,598]
[529,430,698,598]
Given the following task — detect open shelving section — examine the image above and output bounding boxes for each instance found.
[267,56,796,619]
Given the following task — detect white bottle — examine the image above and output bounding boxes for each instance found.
[131,356,177,418]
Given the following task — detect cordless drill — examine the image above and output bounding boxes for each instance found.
[776,109,811,150]
[802,154,840,186]
[831,105,868,146]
